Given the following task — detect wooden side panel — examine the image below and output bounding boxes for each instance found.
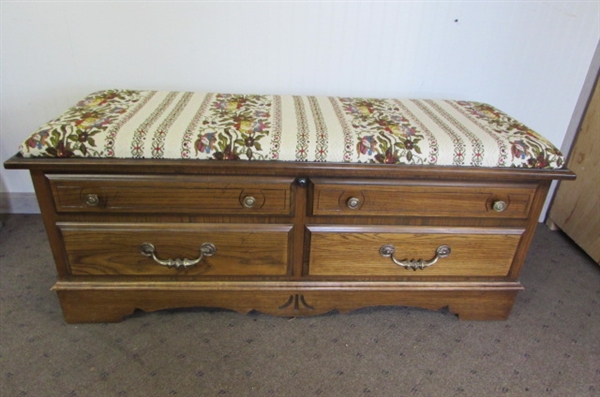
[308,226,523,277]
[549,76,600,263]
[59,223,293,277]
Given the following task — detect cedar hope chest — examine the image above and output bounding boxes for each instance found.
[4,90,574,322]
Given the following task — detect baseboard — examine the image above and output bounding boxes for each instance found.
[0,192,40,214]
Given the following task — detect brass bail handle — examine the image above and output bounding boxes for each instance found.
[140,242,216,268]
[379,244,451,271]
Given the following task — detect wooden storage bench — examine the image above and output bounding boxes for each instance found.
[4,90,574,322]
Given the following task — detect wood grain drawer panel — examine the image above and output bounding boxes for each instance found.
[310,179,536,218]
[59,223,292,276]
[308,226,523,277]
[48,175,293,214]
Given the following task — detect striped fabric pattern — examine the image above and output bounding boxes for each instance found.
[19,90,564,169]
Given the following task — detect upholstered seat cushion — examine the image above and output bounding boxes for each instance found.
[19,90,564,169]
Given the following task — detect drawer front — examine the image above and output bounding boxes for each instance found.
[59,223,292,276]
[308,226,523,277]
[310,179,536,219]
[48,175,293,215]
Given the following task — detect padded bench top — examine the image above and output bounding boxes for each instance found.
[19,89,564,169]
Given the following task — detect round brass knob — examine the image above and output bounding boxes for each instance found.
[347,197,361,210]
[492,200,507,212]
[243,196,257,208]
[84,194,100,207]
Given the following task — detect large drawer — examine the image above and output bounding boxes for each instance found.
[48,175,294,215]
[58,223,293,276]
[310,179,536,219]
[307,226,524,277]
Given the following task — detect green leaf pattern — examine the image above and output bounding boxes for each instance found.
[338,98,429,165]
[22,90,141,158]
[455,101,564,169]
[193,94,272,161]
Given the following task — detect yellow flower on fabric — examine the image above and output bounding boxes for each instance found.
[78,117,98,129]
[239,120,252,133]
[82,97,106,108]
[358,106,371,115]
[389,124,400,135]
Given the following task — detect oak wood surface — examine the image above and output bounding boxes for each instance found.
[549,75,600,263]
[310,179,536,218]
[60,223,293,276]
[52,280,523,322]
[3,155,576,322]
[49,174,293,215]
[5,156,575,181]
[308,226,523,277]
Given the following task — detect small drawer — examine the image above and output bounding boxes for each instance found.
[59,223,293,276]
[310,179,536,219]
[48,175,294,215]
[307,225,523,277]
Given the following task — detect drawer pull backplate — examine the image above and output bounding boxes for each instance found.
[379,244,451,271]
[140,242,216,269]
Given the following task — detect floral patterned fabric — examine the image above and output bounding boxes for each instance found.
[19,89,565,169]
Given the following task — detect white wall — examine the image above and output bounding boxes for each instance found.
[1,1,599,199]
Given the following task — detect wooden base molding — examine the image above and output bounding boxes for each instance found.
[53,281,523,323]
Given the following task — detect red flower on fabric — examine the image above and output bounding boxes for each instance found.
[511,140,528,160]
[213,146,240,160]
[195,133,217,154]
[375,148,399,164]
[358,135,376,155]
